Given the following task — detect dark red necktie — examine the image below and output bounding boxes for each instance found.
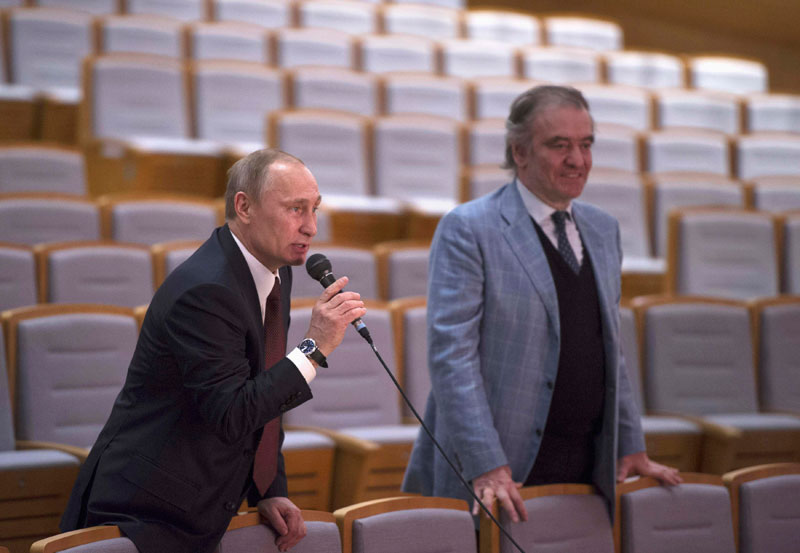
[253,278,284,495]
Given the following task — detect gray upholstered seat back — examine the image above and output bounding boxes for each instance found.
[221,520,341,553]
[739,474,800,553]
[619,307,644,410]
[0,198,100,245]
[675,211,778,299]
[785,215,800,294]
[112,202,217,245]
[352,508,474,553]
[0,245,36,311]
[386,248,428,300]
[0,331,15,452]
[284,306,399,429]
[621,484,735,553]
[14,312,138,447]
[401,304,429,419]
[292,246,377,300]
[643,302,757,415]
[0,146,86,195]
[59,537,138,552]
[46,246,154,307]
[757,302,800,412]
[502,493,613,553]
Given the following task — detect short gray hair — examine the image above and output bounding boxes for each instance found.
[224,149,304,221]
[503,85,591,174]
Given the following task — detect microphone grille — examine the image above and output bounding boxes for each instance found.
[306,253,331,281]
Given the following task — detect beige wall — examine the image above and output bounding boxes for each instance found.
[474,0,800,93]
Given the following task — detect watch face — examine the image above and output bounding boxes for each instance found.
[299,338,316,355]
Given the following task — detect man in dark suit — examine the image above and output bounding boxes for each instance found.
[61,149,366,553]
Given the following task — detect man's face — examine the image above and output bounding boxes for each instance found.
[513,105,594,210]
[238,162,320,272]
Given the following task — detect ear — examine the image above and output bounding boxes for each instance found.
[511,141,529,169]
[233,191,251,224]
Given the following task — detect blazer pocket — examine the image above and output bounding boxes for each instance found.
[121,454,199,513]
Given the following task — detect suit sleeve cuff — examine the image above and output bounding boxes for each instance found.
[287,347,316,383]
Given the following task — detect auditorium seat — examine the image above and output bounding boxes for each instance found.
[125,0,207,21]
[615,474,736,553]
[604,49,685,89]
[274,27,356,69]
[744,176,800,212]
[655,88,741,135]
[375,241,429,301]
[99,193,221,245]
[151,239,202,285]
[390,0,464,7]
[0,327,81,553]
[666,208,777,298]
[32,0,120,15]
[752,297,800,415]
[373,114,463,203]
[281,431,336,511]
[0,193,101,245]
[519,45,602,84]
[648,173,744,257]
[688,55,768,95]
[3,304,138,451]
[285,301,420,508]
[0,145,86,195]
[0,243,36,312]
[784,211,800,294]
[288,66,379,116]
[336,497,473,553]
[469,77,541,120]
[462,165,512,201]
[723,463,800,553]
[381,72,468,121]
[269,109,371,198]
[439,38,519,79]
[29,526,136,553]
[381,3,461,40]
[620,306,702,471]
[82,54,226,197]
[581,84,654,131]
[480,484,613,553]
[543,15,623,51]
[290,244,377,300]
[222,510,341,553]
[189,21,272,63]
[356,33,437,74]
[389,297,429,421]
[591,123,642,173]
[644,129,732,175]
[736,132,800,179]
[463,9,540,45]
[317,195,407,246]
[212,0,293,28]
[466,118,505,167]
[35,241,154,306]
[744,92,800,134]
[98,14,186,57]
[297,0,378,35]
[193,60,285,148]
[633,296,800,473]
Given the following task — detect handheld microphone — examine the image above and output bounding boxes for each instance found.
[305,253,372,344]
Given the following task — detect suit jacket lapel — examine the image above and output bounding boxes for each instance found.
[499,183,560,329]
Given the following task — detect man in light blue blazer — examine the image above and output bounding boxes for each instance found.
[403,86,680,522]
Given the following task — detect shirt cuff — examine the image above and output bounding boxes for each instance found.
[287,347,317,383]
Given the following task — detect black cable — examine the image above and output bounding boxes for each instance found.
[361,334,529,553]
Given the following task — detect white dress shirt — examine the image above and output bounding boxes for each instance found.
[230,231,316,383]
[516,179,584,266]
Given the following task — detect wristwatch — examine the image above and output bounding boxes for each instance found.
[298,338,328,368]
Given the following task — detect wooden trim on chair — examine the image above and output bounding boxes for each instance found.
[334,496,468,553]
[151,239,204,287]
[225,509,335,532]
[30,525,122,553]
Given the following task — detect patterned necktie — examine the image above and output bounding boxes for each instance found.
[551,210,581,274]
[253,278,284,495]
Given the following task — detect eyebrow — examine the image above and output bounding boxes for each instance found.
[545,134,595,145]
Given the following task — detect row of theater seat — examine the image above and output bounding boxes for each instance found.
[22,467,800,553]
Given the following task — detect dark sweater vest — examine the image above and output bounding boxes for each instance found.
[526,218,606,486]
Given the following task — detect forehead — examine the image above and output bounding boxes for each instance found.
[530,105,593,141]
[261,162,319,202]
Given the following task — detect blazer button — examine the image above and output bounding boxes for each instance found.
[546,380,554,390]
[224,501,237,512]
[535,428,542,437]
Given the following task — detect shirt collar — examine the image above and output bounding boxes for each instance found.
[515,178,574,225]
[229,229,279,317]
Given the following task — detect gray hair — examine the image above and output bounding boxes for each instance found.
[224,149,304,221]
[503,85,592,174]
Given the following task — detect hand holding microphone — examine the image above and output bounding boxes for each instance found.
[302,254,369,363]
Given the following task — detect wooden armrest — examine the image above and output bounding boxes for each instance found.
[16,440,90,462]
